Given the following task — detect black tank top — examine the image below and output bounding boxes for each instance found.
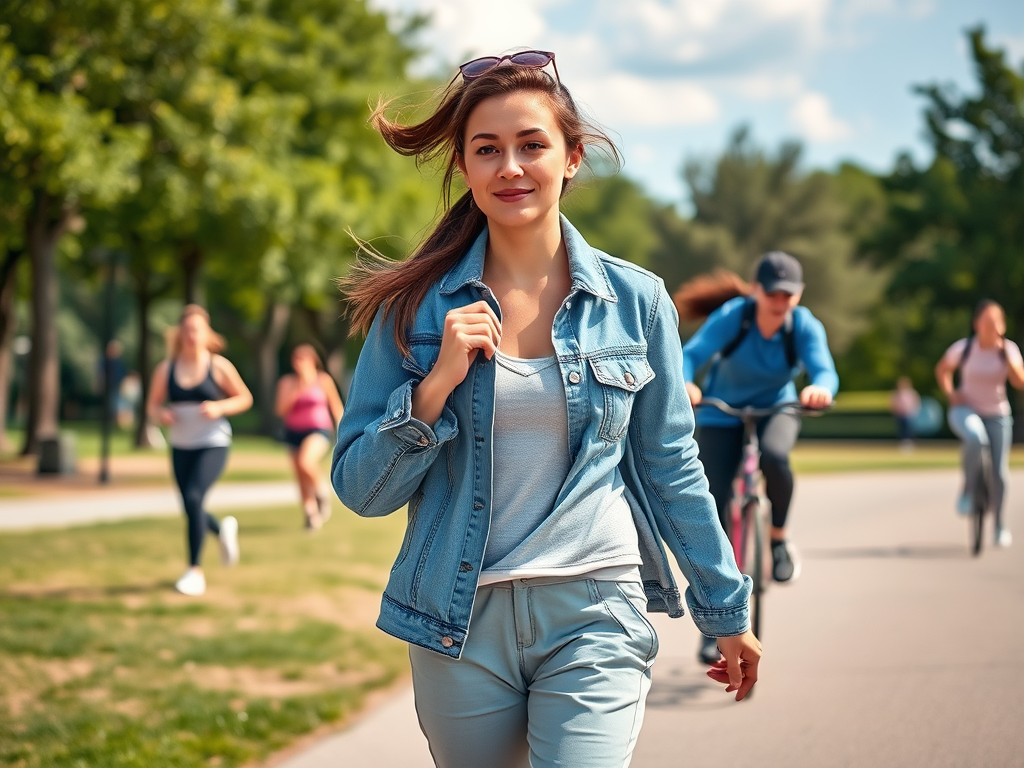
[168,359,226,403]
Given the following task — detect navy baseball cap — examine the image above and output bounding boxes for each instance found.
[755,251,804,295]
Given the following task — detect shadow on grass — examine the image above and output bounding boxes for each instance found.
[803,543,968,560]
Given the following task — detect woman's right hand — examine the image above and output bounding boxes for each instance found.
[685,381,703,406]
[412,301,501,425]
[158,407,175,426]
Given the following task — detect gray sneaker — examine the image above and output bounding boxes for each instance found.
[771,539,801,583]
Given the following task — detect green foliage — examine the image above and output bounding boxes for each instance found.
[852,26,1024,394]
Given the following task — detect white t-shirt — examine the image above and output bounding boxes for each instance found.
[941,338,1023,417]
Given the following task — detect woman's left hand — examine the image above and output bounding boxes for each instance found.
[799,385,833,409]
[707,629,762,701]
[199,401,223,419]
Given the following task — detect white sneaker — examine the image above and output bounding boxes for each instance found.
[219,516,239,566]
[996,529,1013,548]
[175,569,206,596]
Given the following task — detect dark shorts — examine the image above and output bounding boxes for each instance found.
[283,427,333,449]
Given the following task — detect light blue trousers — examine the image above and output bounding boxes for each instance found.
[948,406,1013,532]
[409,576,659,768]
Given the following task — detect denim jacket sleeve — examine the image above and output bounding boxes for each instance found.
[631,283,752,637]
[330,309,459,518]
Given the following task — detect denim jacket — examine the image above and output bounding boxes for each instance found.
[332,216,751,658]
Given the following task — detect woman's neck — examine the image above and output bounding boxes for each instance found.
[483,210,566,289]
[755,307,787,338]
[976,332,1001,350]
[177,347,208,366]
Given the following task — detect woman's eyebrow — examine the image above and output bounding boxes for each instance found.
[469,128,548,142]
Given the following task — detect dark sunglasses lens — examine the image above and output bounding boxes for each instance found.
[461,57,500,78]
[510,52,552,67]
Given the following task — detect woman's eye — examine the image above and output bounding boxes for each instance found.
[524,141,546,151]
[476,145,498,155]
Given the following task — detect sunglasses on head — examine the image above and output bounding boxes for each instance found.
[456,50,559,83]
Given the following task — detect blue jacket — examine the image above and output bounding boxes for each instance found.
[332,216,751,658]
[682,296,839,428]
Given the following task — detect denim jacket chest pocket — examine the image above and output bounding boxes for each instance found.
[402,334,443,378]
[587,353,655,441]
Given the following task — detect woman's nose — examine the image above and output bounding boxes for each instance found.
[498,153,523,179]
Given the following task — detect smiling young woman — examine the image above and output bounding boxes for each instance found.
[334,53,759,768]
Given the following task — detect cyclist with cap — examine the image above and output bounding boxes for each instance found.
[680,252,837,661]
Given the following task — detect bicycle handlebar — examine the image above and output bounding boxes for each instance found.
[696,397,831,419]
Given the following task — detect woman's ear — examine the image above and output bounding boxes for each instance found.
[455,151,468,177]
[564,143,584,180]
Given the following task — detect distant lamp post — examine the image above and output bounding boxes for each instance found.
[12,335,31,426]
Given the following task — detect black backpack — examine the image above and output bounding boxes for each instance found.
[718,298,798,369]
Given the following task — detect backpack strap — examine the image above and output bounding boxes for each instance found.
[719,298,756,360]
[783,311,797,369]
[953,335,974,389]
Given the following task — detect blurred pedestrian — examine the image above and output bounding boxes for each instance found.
[276,343,344,530]
[935,299,1024,547]
[117,370,142,430]
[146,305,253,595]
[890,376,921,450]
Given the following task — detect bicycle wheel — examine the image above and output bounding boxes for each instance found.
[970,454,991,557]
[739,498,764,638]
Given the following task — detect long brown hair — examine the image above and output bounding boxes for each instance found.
[673,270,751,322]
[341,63,619,354]
[164,304,226,359]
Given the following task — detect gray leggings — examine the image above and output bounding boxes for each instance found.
[947,406,1012,532]
[695,412,802,534]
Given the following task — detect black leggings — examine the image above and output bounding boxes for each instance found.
[695,413,801,535]
[172,446,228,566]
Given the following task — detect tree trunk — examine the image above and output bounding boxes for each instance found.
[21,192,71,455]
[182,244,204,306]
[257,302,291,435]
[133,282,157,448]
[0,249,24,453]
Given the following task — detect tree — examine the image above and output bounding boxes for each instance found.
[1,8,148,452]
[858,27,1024,423]
[672,127,884,351]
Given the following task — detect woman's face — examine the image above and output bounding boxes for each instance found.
[753,284,802,322]
[180,314,209,352]
[292,349,317,375]
[457,91,583,231]
[974,305,1005,340]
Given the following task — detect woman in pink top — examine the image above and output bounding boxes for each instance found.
[935,300,1024,546]
[276,344,345,529]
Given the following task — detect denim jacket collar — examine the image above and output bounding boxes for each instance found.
[438,214,618,303]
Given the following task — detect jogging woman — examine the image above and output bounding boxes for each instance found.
[935,299,1024,547]
[332,52,758,768]
[276,343,344,529]
[146,305,253,596]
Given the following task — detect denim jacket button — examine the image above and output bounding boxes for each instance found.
[624,371,635,386]
[441,636,454,648]
[568,371,581,385]
[473,501,484,510]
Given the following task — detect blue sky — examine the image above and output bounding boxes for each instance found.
[369,0,1024,205]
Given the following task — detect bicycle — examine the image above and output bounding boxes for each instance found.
[697,398,827,639]
[968,447,994,557]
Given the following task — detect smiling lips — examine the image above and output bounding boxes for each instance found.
[494,188,533,203]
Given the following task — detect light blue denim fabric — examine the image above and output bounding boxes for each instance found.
[331,215,751,658]
[948,405,1013,532]
[409,576,657,768]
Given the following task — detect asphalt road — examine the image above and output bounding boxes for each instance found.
[276,467,1024,768]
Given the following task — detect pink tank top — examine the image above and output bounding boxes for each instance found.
[285,382,333,431]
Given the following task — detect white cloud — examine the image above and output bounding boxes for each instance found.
[731,74,804,101]
[789,92,852,141]
[997,33,1024,66]
[574,74,720,128]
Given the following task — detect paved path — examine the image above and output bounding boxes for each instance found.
[274,468,1024,768]
[0,481,299,530]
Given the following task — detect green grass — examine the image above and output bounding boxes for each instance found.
[791,440,1024,474]
[0,502,408,768]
